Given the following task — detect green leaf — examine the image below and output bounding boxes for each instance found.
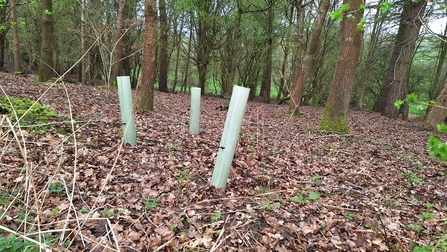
[394,100,404,109]
[420,212,435,220]
[407,93,417,102]
[380,2,393,13]
[290,196,305,203]
[44,9,52,15]
[437,123,447,133]
[429,100,435,105]
[359,4,365,10]
[413,246,434,252]
[441,4,446,9]
[347,14,355,19]
[341,3,350,11]
[357,18,367,31]
[329,9,343,21]
[308,191,321,201]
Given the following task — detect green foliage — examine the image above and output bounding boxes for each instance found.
[259,201,280,210]
[428,135,447,161]
[357,18,367,31]
[344,212,356,221]
[437,123,447,133]
[44,9,52,15]
[0,234,37,252]
[102,209,116,218]
[420,212,435,221]
[291,190,321,203]
[394,99,404,109]
[49,182,66,196]
[380,2,394,13]
[143,198,160,210]
[211,212,222,222]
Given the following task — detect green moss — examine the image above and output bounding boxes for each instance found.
[318,102,349,134]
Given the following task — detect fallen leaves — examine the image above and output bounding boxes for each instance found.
[0,72,446,251]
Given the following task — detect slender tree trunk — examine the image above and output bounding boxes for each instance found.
[80,0,87,84]
[38,0,53,82]
[372,0,426,118]
[260,0,274,103]
[0,2,6,71]
[423,79,447,130]
[291,2,303,96]
[140,0,157,111]
[288,0,330,115]
[220,3,242,96]
[318,0,364,134]
[352,0,384,110]
[172,14,184,92]
[10,0,21,73]
[111,0,126,86]
[158,0,169,92]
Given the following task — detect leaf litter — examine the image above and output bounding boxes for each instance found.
[0,72,446,251]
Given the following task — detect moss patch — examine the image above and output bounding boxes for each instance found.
[318,102,349,134]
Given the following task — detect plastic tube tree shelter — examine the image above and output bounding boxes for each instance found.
[189,87,201,134]
[117,76,137,146]
[211,85,250,189]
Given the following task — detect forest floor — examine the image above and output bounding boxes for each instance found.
[0,72,446,252]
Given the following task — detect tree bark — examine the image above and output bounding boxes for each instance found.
[287,0,330,115]
[423,79,447,130]
[318,0,364,134]
[372,0,426,118]
[10,0,21,73]
[260,0,274,103]
[140,0,157,111]
[158,0,169,92]
[111,0,126,86]
[37,0,53,82]
[0,2,6,71]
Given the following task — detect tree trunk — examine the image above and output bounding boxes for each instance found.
[10,0,22,73]
[260,0,274,103]
[37,0,53,82]
[372,0,426,118]
[158,0,168,92]
[318,0,364,134]
[111,0,126,86]
[80,0,87,84]
[288,0,330,115]
[352,0,384,110]
[0,2,6,71]
[140,0,157,111]
[423,79,447,130]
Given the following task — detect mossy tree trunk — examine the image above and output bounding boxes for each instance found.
[140,0,157,111]
[318,0,364,134]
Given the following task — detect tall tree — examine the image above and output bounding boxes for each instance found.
[111,0,127,85]
[140,0,157,111]
[158,0,168,92]
[10,0,21,73]
[318,0,364,133]
[287,0,330,115]
[372,0,427,118]
[195,0,219,95]
[260,0,274,103]
[37,0,54,82]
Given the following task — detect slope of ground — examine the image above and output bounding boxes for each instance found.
[0,73,446,251]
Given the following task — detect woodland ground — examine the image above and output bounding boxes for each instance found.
[0,72,446,252]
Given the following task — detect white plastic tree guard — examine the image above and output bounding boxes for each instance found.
[211,85,250,189]
[189,87,201,135]
[117,76,137,146]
